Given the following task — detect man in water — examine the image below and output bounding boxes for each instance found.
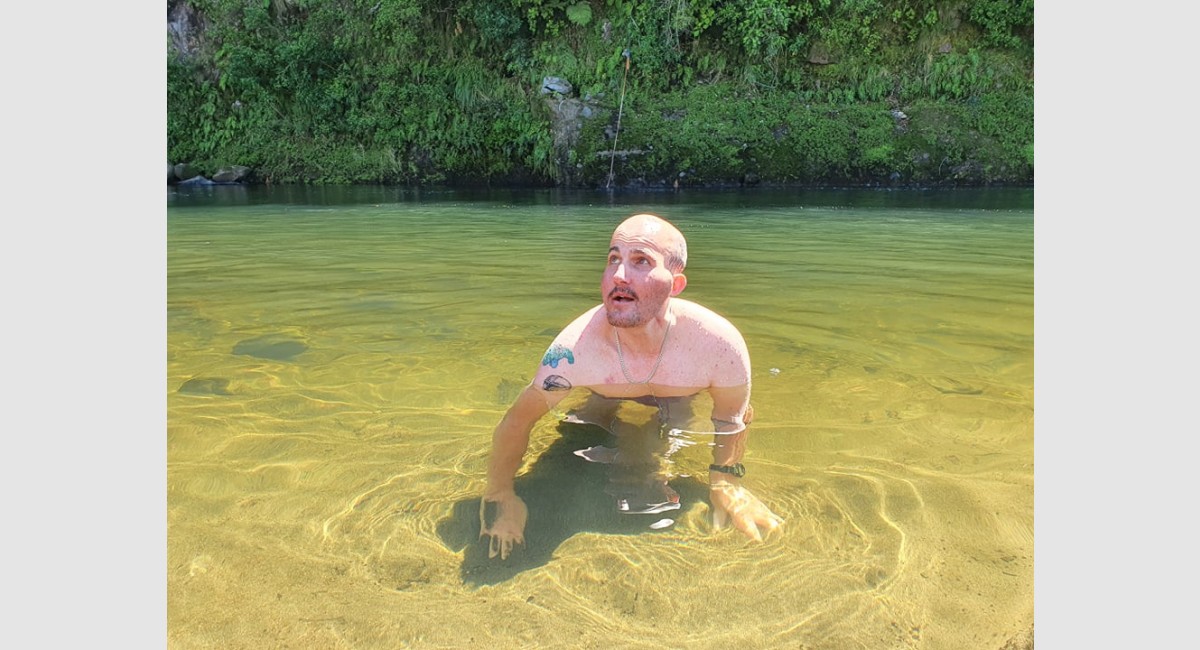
[481,213,783,559]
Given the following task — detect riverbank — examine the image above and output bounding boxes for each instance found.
[168,1,1032,188]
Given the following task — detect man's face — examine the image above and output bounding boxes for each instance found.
[602,224,678,328]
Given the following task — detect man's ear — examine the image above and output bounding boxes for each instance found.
[670,273,688,296]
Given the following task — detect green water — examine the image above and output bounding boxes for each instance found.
[168,187,1033,649]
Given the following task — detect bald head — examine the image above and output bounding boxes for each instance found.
[612,214,688,273]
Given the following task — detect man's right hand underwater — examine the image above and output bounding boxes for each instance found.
[479,492,528,560]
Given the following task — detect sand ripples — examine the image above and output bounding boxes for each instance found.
[168,199,1032,649]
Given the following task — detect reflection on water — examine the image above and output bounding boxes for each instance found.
[168,188,1033,649]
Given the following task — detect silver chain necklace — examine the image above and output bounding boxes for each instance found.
[615,318,672,384]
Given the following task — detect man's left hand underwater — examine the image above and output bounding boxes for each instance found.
[709,483,784,542]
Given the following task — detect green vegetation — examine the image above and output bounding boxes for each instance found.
[167,0,1033,186]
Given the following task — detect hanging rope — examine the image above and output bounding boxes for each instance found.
[606,48,631,190]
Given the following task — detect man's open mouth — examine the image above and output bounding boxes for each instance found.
[609,290,637,303]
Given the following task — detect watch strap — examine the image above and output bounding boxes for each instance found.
[709,463,746,477]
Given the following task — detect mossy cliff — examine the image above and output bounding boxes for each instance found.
[167,0,1033,188]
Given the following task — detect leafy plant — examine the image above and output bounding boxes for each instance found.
[566,2,593,26]
[167,0,1033,187]
[968,0,1034,50]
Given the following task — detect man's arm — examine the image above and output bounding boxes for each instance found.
[707,384,783,542]
[709,384,750,466]
[484,385,552,498]
[480,318,590,559]
[480,383,560,560]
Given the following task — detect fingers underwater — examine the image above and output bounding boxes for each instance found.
[736,513,763,542]
[483,532,523,560]
[712,507,730,530]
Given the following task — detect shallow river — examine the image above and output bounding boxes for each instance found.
[167,186,1033,649]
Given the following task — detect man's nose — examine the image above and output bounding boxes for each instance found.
[612,262,630,282]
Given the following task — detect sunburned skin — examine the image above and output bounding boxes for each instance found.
[531,299,753,397]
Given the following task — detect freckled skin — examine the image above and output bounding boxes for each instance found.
[480,214,783,559]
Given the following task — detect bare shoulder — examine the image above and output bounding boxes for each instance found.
[547,305,604,348]
[670,299,750,386]
[672,299,748,348]
[530,306,608,392]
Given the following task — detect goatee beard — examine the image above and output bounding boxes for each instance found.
[605,288,642,327]
[605,308,643,328]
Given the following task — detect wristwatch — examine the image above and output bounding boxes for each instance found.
[709,463,746,478]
